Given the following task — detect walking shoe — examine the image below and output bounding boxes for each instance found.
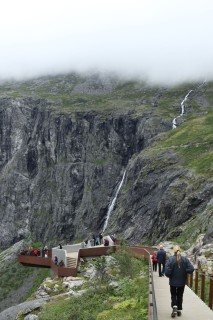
[171,306,177,318]
[177,310,181,316]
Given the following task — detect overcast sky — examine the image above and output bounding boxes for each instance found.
[1,0,213,84]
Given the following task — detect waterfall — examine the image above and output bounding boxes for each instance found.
[172,90,193,129]
[102,170,126,232]
[172,80,206,129]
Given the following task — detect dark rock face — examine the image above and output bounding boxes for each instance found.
[109,150,213,244]
[0,97,171,247]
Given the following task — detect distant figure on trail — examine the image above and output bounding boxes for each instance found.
[151,251,158,272]
[99,233,103,245]
[54,256,58,265]
[59,243,62,249]
[157,244,166,277]
[165,245,194,318]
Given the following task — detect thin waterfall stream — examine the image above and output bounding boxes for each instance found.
[172,90,193,129]
[102,170,126,232]
[172,80,206,129]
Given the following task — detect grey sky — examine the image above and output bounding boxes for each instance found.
[1,0,213,84]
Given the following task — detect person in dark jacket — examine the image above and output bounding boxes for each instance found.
[157,244,166,277]
[165,245,194,318]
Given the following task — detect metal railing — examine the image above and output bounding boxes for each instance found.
[187,269,213,310]
[147,251,158,320]
[129,246,158,320]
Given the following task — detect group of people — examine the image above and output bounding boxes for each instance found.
[151,244,166,276]
[83,233,116,247]
[152,244,194,318]
[20,245,49,258]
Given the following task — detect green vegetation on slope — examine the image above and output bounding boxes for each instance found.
[147,110,213,176]
[39,247,149,320]
[0,74,212,126]
[0,262,33,302]
[0,261,50,305]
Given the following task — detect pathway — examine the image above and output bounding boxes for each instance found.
[153,271,213,319]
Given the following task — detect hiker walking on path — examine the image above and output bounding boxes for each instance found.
[157,244,166,277]
[152,251,158,272]
[165,245,194,318]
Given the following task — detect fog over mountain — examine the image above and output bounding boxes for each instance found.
[1,0,213,84]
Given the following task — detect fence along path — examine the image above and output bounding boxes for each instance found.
[153,271,213,320]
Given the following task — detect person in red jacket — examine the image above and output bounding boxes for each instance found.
[152,251,158,272]
[33,249,38,256]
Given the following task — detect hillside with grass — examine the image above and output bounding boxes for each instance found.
[0,73,212,249]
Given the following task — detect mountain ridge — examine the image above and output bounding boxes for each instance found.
[0,73,212,249]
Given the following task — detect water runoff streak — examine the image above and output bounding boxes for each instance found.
[172,90,193,129]
[172,80,206,129]
[102,170,126,232]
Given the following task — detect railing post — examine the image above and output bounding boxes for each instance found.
[201,272,206,302]
[189,272,193,288]
[209,273,213,310]
[194,269,199,294]
[186,273,188,286]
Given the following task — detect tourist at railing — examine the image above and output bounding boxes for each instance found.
[104,238,109,246]
[91,234,96,246]
[110,234,117,244]
[165,245,194,318]
[33,249,39,256]
[95,236,100,245]
[54,256,58,265]
[99,232,103,244]
[27,246,33,255]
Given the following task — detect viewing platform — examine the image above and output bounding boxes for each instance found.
[18,237,116,277]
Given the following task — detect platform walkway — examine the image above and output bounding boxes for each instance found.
[153,271,213,320]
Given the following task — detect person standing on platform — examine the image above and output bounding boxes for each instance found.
[157,244,166,277]
[165,245,194,318]
[99,233,103,245]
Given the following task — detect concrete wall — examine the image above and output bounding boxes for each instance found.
[52,248,67,266]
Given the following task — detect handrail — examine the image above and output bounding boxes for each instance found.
[187,269,213,310]
[148,253,158,320]
[129,246,158,320]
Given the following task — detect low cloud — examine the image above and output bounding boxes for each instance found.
[1,0,213,84]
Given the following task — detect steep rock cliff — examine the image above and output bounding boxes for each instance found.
[0,96,170,247]
[109,149,213,244]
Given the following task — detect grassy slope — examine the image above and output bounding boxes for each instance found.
[148,110,213,176]
[38,249,149,320]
